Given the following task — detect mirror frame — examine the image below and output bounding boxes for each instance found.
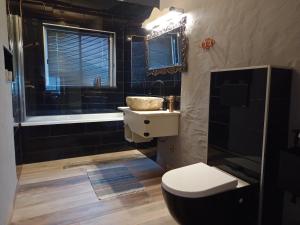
[145,16,188,76]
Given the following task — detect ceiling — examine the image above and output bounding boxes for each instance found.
[12,0,160,22]
[57,0,160,10]
[47,0,160,20]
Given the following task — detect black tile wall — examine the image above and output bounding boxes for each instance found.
[21,121,129,164]
[125,36,182,109]
[21,6,182,117]
[23,25,124,115]
[21,8,150,116]
[16,4,182,164]
[14,126,22,165]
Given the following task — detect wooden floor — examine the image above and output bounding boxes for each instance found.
[10,150,177,225]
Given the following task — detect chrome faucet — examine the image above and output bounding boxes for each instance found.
[149,80,168,110]
[149,80,166,96]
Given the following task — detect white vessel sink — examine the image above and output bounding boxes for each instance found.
[126,96,164,111]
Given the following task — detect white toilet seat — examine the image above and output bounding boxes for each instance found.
[162,163,238,198]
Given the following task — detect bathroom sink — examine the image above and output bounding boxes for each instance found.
[126,96,164,111]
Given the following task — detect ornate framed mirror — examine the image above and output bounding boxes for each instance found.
[145,17,188,76]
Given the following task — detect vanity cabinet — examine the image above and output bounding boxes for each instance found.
[118,107,180,143]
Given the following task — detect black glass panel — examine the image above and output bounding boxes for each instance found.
[208,68,268,184]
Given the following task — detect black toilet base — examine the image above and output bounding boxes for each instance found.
[162,184,259,225]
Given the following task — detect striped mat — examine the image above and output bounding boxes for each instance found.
[87,166,144,200]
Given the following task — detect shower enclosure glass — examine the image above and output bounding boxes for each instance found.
[9,15,123,119]
[8,15,26,123]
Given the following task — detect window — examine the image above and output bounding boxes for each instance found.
[43,24,116,91]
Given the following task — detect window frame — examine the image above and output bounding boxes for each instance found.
[42,23,117,90]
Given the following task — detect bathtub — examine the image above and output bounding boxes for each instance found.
[21,112,124,126]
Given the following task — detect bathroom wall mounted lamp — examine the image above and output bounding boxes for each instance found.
[142,7,184,31]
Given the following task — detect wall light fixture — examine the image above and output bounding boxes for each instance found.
[142,7,184,31]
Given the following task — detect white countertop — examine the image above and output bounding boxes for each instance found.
[118,107,180,116]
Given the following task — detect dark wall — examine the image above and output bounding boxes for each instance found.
[16,0,181,117]
[125,36,181,108]
[12,1,182,164]
[13,2,146,163]
[14,126,22,165]
[23,15,128,116]
[22,13,182,116]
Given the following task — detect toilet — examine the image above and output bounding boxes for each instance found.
[161,163,259,225]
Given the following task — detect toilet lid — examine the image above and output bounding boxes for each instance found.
[162,163,238,198]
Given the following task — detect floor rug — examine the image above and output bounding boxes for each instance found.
[87,166,144,199]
